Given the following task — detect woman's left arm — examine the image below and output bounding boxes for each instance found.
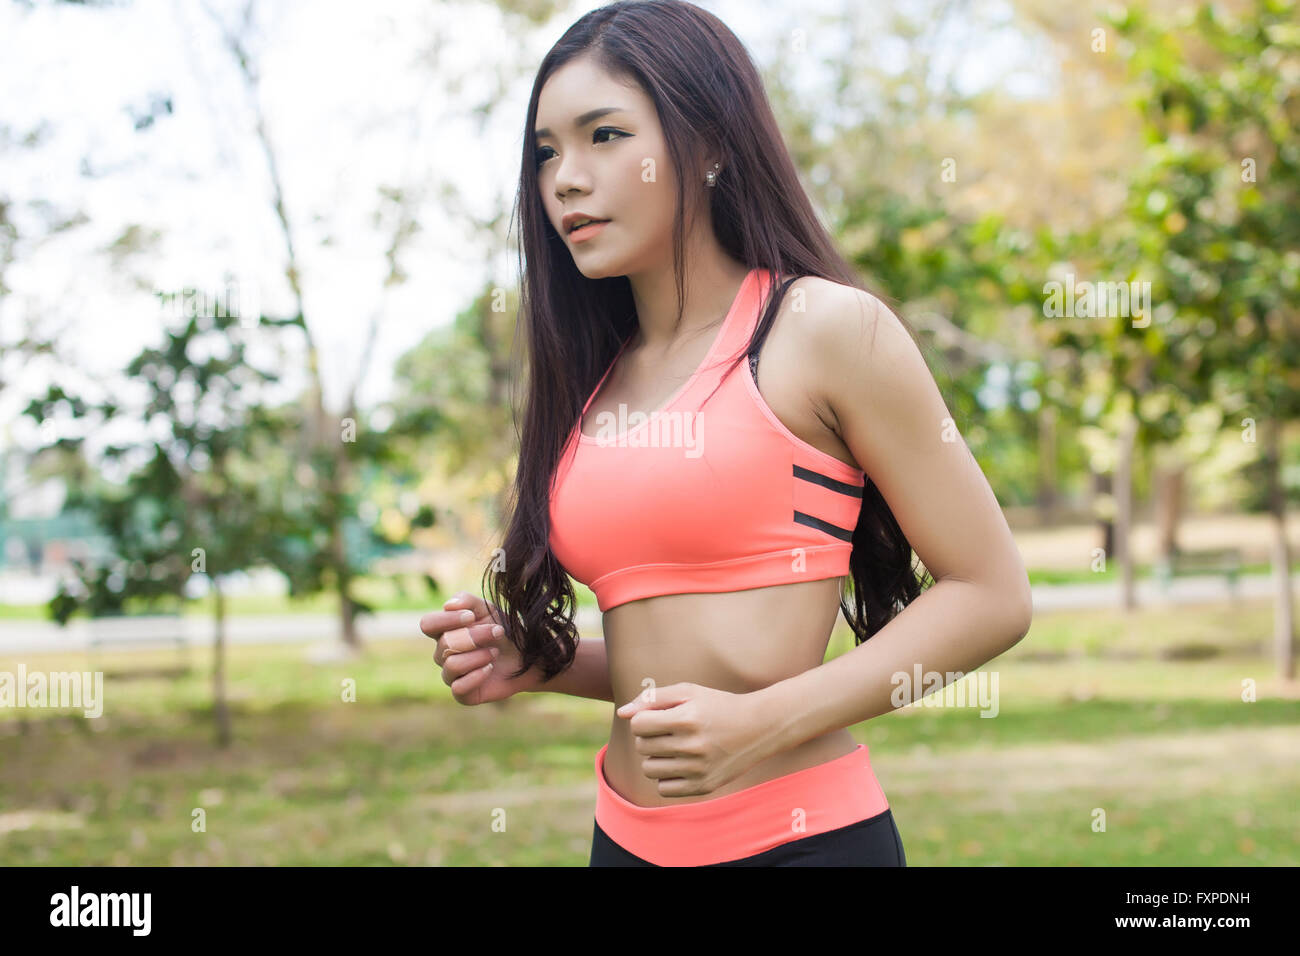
[751,283,1034,760]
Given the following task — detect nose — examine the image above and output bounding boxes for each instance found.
[553,153,591,200]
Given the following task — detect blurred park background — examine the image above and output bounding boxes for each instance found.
[0,0,1297,865]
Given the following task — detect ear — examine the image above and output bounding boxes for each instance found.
[685,134,723,181]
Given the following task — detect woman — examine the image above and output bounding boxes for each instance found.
[421,0,1032,867]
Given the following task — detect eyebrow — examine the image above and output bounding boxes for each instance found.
[534,107,628,141]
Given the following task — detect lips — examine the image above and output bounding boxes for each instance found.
[567,218,609,234]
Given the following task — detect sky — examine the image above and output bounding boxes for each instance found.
[0,0,1044,518]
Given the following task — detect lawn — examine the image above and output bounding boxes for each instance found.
[1,597,1296,866]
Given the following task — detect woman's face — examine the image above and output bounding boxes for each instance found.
[534,56,685,279]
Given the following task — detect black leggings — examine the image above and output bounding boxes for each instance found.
[589,807,907,867]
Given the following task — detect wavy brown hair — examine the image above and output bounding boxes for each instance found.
[483,0,932,683]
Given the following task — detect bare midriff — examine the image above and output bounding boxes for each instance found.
[600,576,861,808]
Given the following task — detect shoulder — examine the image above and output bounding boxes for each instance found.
[778,274,897,344]
[776,275,918,408]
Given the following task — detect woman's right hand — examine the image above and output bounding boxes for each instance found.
[420,591,538,705]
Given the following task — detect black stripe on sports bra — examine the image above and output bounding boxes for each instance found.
[793,465,862,542]
[793,510,855,542]
[793,464,865,498]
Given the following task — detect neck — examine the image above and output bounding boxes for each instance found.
[624,251,750,354]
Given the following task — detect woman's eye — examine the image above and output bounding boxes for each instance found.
[535,127,629,169]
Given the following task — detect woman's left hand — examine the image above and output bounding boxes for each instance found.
[615,682,772,797]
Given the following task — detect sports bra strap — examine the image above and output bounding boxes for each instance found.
[747,273,799,385]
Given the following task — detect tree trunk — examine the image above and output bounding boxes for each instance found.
[1266,419,1295,680]
[1154,458,1185,560]
[213,579,231,748]
[1092,469,1115,559]
[1115,413,1138,610]
[332,509,359,648]
[1037,404,1058,525]
[330,428,359,650]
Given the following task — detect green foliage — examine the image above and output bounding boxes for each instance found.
[22,299,302,623]
[1086,0,1300,509]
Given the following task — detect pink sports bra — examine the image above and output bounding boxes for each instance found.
[548,267,866,612]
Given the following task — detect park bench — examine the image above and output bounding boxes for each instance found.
[87,611,193,678]
[1154,547,1242,601]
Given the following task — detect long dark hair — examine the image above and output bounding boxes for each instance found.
[483,0,932,683]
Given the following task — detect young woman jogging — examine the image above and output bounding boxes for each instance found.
[421,0,1032,867]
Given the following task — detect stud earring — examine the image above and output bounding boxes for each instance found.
[705,162,720,187]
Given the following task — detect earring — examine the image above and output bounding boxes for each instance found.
[705,162,720,187]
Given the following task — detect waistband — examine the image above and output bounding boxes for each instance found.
[594,741,890,866]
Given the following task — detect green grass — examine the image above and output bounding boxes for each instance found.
[0,601,86,621]
[1,596,1297,866]
[1025,560,1273,586]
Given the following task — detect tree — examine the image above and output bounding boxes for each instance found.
[24,294,296,746]
[1108,0,1299,673]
